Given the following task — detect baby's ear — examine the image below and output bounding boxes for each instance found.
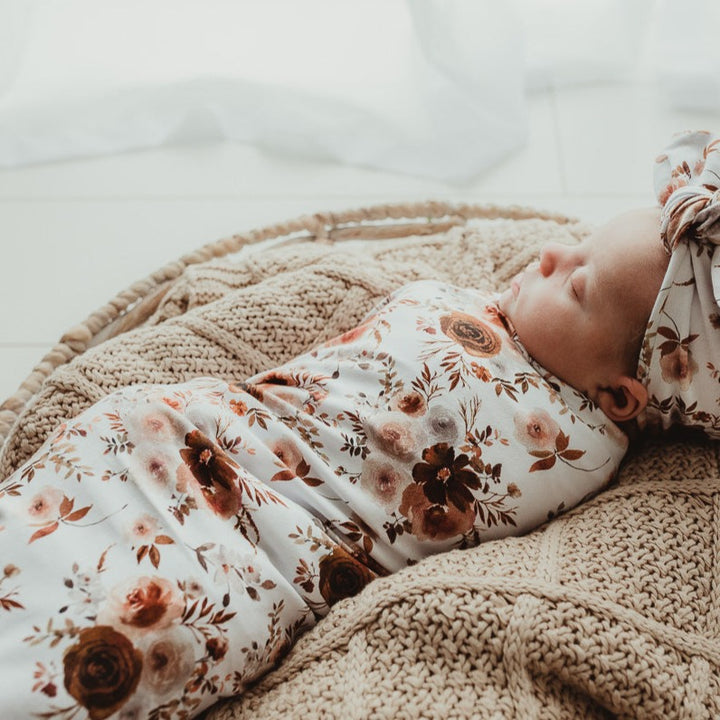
[596,377,648,422]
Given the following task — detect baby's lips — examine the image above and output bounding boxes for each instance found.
[511,271,524,297]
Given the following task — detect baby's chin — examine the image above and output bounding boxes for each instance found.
[495,289,518,335]
[496,286,515,317]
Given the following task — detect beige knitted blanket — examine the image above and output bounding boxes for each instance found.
[1,207,717,718]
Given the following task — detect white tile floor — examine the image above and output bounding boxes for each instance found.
[1,79,719,402]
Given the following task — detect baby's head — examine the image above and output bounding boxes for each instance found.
[498,207,669,423]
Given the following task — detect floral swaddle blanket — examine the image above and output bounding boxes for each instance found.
[0,280,628,719]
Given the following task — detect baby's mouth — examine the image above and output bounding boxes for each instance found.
[511,271,524,297]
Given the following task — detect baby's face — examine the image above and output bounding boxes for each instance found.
[498,207,668,399]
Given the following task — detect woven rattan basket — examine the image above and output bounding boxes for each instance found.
[0,199,575,457]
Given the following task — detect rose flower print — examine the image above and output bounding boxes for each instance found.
[439,312,501,357]
[660,346,698,390]
[398,442,481,542]
[513,409,561,452]
[140,451,175,487]
[25,486,64,521]
[318,547,376,606]
[179,430,238,490]
[271,437,304,472]
[126,407,182,443]
[390,390,427,417]
[0,283,633,719]
[177,430,241,518]
[425,405,460,444]
[62,626,143,720]
[365,412,423,461]
[206,635,229,663]
[399,483,475,541]
[513,409,592,473]
[411,443,481,512]
[140,629,195,697]
[99,576,183,634]
[127,513,159,544]
[360,457,411,510]
[655,322,699,390]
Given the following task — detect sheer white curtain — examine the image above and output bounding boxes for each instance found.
[0,0,712,181]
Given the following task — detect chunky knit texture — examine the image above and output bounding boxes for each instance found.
[2,203,714,718]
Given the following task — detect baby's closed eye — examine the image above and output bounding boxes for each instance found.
[569,273,582,302]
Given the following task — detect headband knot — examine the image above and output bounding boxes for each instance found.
[655,131,720,252]
[660,185,720,252]
[639,130,720,437]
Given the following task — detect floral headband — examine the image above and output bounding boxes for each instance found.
[637,130,720,437]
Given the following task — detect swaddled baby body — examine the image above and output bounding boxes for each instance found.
[0,272,650,720]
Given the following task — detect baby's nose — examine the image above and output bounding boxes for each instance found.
[538,242,571,277]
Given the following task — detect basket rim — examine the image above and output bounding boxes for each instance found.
[0,199,577,453]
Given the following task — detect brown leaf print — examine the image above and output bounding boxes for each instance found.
[555,430,569,453]
[658,176,688,207]
[0,564,24,612]
[63,626,143,720]
[323,319,373,347]
[28,521,59,544]
[470,362,492,382]
[529,454,556,472]
[528,430,588,472]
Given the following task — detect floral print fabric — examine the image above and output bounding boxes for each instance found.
[639,130,720,436]
[0,280,628,719]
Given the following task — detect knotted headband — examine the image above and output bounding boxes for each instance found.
[637,130,720,437]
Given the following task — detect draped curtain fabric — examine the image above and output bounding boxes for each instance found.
[0,0,710,181]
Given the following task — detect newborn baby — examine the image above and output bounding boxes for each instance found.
[4,130,717,720]
[502,128,720,441]
[499,206,668,424]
